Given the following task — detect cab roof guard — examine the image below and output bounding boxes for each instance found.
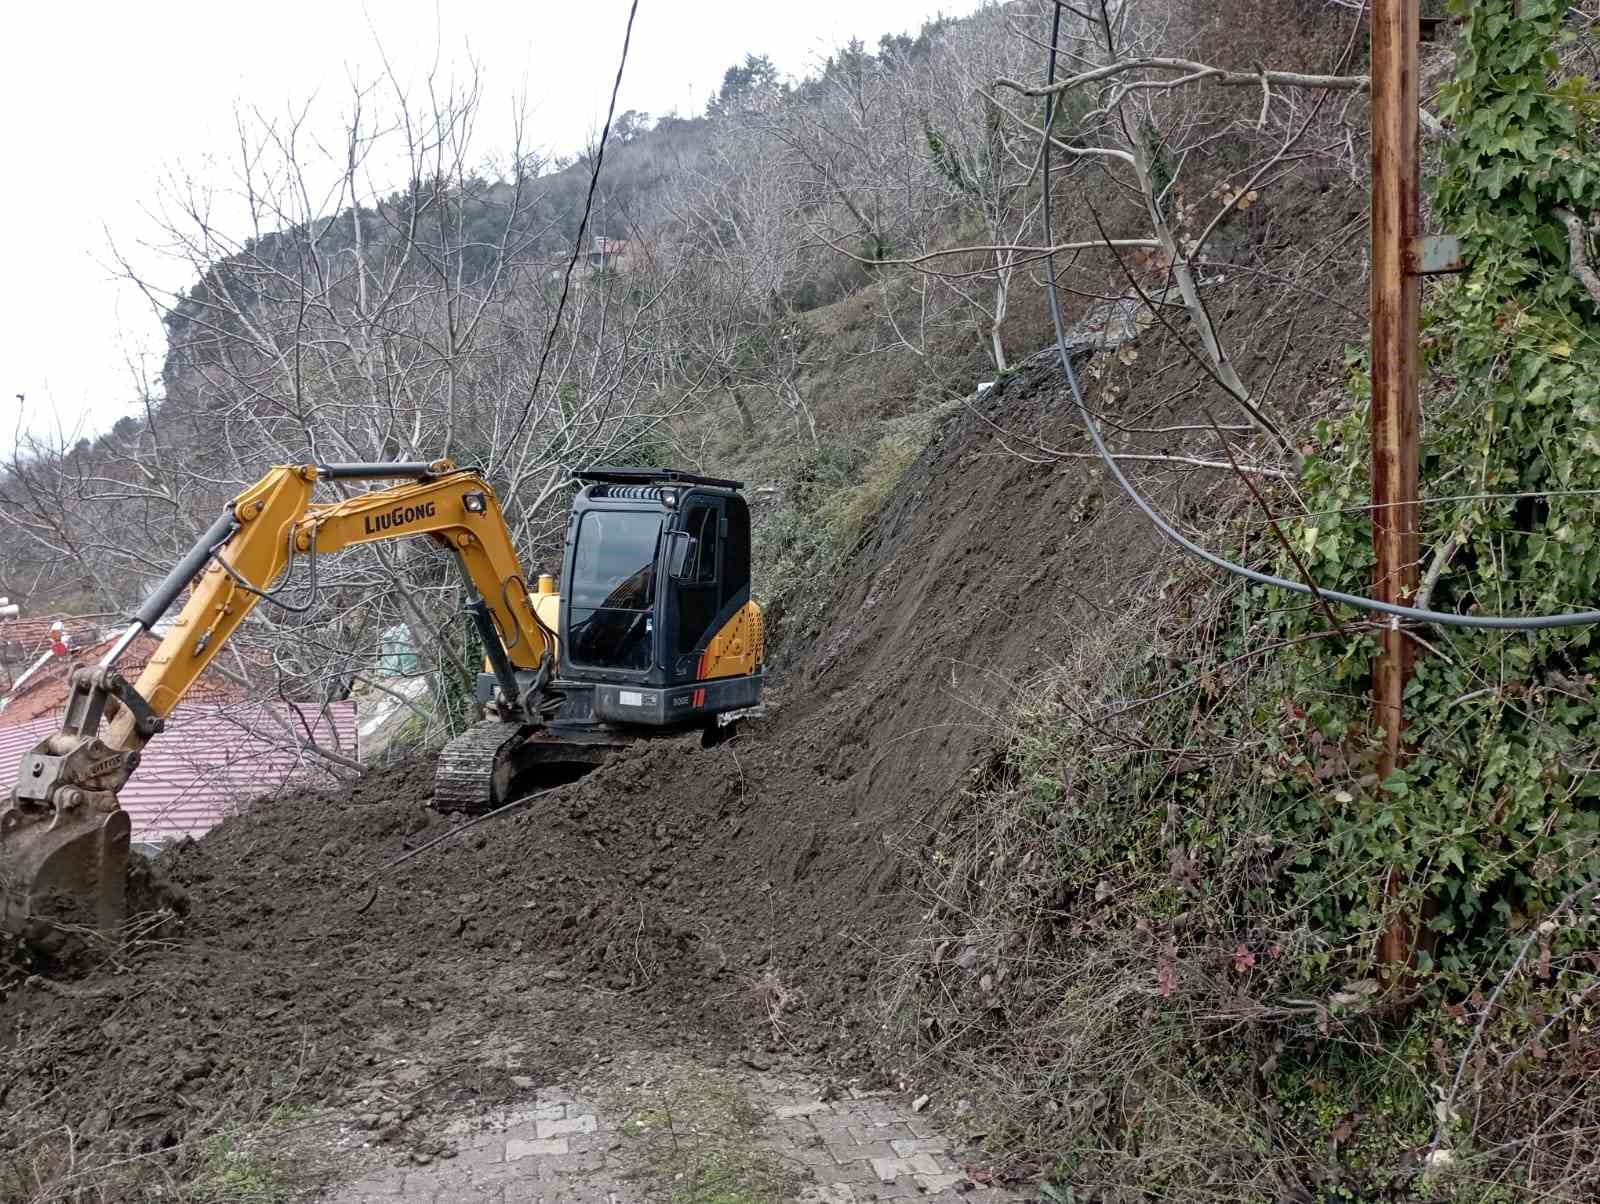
[573,466,744,491]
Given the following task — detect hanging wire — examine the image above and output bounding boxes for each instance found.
[210,524,321,614]
[505,0,641,450]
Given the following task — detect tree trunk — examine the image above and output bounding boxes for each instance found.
[729,386,756,436]
[990,263,1010,372]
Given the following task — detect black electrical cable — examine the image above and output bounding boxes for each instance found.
[1039,3,1600,631]
[506,0,641,449]
[353,783,568,907]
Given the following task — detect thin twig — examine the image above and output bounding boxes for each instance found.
[1200,409,1349,634]
[1430,879,1600,1160]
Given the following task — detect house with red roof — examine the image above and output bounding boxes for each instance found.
[0,621,360,850]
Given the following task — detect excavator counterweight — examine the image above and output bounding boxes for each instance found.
[0,461,763,947]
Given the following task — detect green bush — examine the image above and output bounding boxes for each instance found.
[754,407,954,660]
[1267,0,1600,985]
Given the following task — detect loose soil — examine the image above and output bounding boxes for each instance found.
[0,227,1360,1198]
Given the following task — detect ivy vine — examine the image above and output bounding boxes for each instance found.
[1261,0,1600,983]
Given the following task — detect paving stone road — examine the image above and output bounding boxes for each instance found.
[326,1058,1028,1204]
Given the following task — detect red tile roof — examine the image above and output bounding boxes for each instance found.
[0,616,100,650]
[0,631,248,725]
[0,700,360,844]
[0,618,102,683]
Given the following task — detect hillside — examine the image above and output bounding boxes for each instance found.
[0,338,1210,1200]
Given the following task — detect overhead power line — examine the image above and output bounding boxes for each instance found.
[1038,2,1600,632]
[507,0,642,450]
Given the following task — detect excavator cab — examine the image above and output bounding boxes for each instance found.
[1,460,763,948]
[551,468,763,726]
[437,467,764,812]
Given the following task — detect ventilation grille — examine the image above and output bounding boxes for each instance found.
[589,485,664,502]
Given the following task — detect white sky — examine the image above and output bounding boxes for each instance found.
[0,1,979,446]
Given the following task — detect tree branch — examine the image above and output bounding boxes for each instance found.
[1555,207,1600,307]
[818,235,1159,270]
[996,58,1368,98]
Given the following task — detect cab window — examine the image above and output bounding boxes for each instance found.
[674,503,721,663]
[683,504,719,583]
[568,510,662,670]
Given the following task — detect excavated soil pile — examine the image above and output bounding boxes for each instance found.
[0,745,768,1186]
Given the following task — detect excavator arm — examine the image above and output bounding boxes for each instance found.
[112,460,552,738]
[0,459,550,945]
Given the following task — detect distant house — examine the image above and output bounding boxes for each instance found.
[0,626,359,849]
[544,237,649,289]
[0,628,245,722]
[0,703,358,850]
[0,615,100,690]
[587,236,635,272]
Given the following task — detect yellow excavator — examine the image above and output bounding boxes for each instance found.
[0,460,764,945]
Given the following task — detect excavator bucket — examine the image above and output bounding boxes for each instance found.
[0,736,132,950]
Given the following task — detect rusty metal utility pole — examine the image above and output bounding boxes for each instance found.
[1370,0,1422,972]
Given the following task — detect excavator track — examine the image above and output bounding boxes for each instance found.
[432,720,527,814]
[432,718,628,814]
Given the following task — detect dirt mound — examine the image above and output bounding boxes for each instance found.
[151,737,790,1029]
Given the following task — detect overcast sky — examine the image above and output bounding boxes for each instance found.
[0,1,979,446]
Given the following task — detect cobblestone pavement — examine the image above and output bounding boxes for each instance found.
[326,1056,1029,1203]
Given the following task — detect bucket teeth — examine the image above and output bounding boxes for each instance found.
[1,733,136,947]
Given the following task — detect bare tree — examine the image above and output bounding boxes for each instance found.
[0,59,695,760]
[909,8,1052,370]
[985,0,1367,457]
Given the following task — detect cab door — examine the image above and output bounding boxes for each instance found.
[669,497,724,680]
